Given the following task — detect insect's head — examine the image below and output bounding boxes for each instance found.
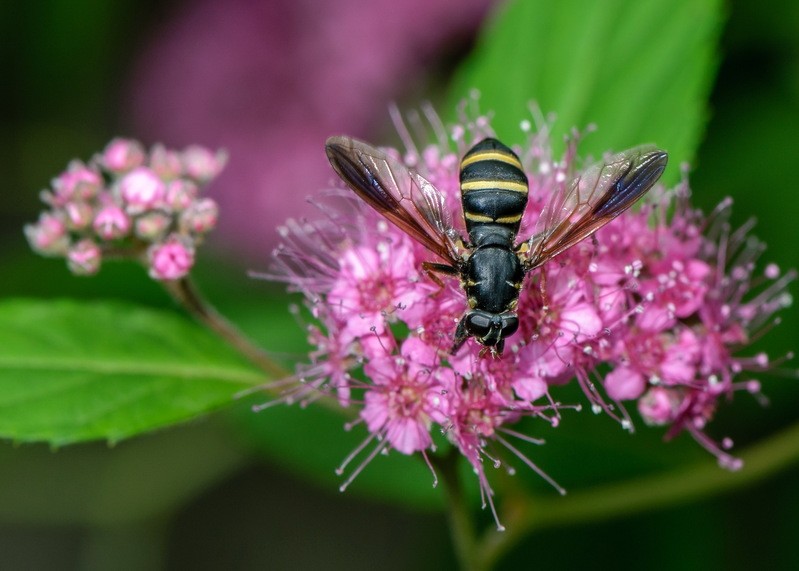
[463,310,519,347]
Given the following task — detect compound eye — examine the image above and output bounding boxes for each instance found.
[500,315,519,338]
[465,311,492,337]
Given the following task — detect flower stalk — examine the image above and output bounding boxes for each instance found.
[162,277,288,379]
[432,449,480,571]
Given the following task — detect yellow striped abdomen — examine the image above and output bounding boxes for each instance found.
[459,138,529,247]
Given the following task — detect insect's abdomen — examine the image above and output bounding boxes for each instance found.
[460,138,529,246]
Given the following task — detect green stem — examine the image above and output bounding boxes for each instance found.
[163,277,288,379]
[163,276,352,418]
[433,449,480,571]
[474,419,799,568]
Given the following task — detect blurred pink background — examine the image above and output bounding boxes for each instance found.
[128,0,494,264]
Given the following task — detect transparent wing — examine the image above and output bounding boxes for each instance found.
[523,146,668,270]
[325,136,461,265]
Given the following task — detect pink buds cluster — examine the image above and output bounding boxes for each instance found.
[25,138,226,280]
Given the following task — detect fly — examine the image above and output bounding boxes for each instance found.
[325,136,667,356]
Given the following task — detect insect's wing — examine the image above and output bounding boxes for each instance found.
[325,136,461,265]
[523,146,668,269]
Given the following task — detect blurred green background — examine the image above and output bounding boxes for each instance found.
[2,0,799,569]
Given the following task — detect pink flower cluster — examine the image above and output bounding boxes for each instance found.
[270,111,794,528]
[25,138,225,280]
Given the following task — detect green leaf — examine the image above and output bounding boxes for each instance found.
[0,298,264,445]
[447,0,723,183]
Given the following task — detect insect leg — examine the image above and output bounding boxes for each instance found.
[481,340,504,359]
[539,269,550,311]
[422,261,458,289]
[450,316,469,354]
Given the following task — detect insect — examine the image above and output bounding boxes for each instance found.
[325,135,668,356]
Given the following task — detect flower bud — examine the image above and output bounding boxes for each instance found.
[119,167,166,214]
[28,137,225,283]
[149,143,184,180]
[134,211,172,241]
[101,138,146,173]
[24,212,70,256]
[638,387,681,426]
[63,201,95,231]
[180,197,219,234]
[182,145,227,183]
[66,239,102,275]
[51,161,103,205]
[93,204,131,240]
[165,179,198,211]
[148,235,195,280]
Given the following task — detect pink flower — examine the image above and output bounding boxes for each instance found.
[179,197,219,235]
[361,338,452,454]
[605,366,646,401]
[606,328,701,399]
[93,204,131,240]
[165,179,198,211]
[66,239,102,276]
[446,373,564,530]
[660,329,701,384]
[587,188,796,468]
[149,144,184,180]
[119,167,166,214]
[101,138,146,173]
[181,146,227,183]
[25,212,69,255]
[637,258,711,331]
[148,236,195,281]
[327,237,430,342]
[135,212,172,241]
[63,201,94,231]
[50,161,103,205]
[638,387,681,425]
[268,106,795,525]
